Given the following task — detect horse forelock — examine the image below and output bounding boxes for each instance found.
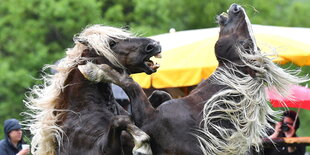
[197,45,307,155]
[73,24,134,69]
[24,24,134,155]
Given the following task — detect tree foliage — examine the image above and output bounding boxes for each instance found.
[0,0,310,142]
[0,0,103,138]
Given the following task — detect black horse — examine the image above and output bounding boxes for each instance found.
[25,25,162,155]
[79,4,304,155]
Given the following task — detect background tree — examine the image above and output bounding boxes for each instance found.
[0,0,103,138]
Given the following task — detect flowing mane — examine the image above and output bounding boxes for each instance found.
[24,25,133,155]
[197,44,306,155]
[196,5,307,154]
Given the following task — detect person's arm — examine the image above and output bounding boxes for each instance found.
[289,144,306,155]
[288,145,306,155]
[269,122,282,139]
[0,141,10,155]
[283,124,298,153]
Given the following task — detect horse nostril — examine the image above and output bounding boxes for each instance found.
[234,8,239,13]
[145,43,155,53]
[230,3,240,14]
[233,5,240,13]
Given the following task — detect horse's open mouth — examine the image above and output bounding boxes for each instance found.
[144,52,162,73]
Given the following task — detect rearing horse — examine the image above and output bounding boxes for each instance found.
[82,4,306,155]
[25,25,162,155]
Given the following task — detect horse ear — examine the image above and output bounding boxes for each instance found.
[216,12,228,26]
[73,35,89,47]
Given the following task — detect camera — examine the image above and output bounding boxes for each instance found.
[281,123,290,132]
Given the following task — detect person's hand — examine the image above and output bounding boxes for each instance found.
[283,123,295,137]
[17,148,30,155]
[274,122,282,133]
[269,122,282,139]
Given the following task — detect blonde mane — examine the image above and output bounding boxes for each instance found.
[24,24,133,155]
[196,45,307,155]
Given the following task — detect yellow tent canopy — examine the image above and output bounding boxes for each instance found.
[132,25,310,88]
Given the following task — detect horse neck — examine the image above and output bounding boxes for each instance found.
[120,80,154,127]
[186,78,222,105]
[59,68,115,112]
[190,60,254,98]
[187,65,235,103]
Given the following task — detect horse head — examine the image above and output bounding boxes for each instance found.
[73,25,161,75]
[215,3,257,65]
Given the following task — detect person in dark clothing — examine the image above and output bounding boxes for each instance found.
[0,119,29,155]
[264,110,306,155]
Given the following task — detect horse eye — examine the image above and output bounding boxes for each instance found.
[109,40,117,48]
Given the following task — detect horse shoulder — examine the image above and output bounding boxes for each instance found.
[143,99,202,153]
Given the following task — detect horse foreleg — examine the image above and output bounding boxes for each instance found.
[126,124,152,155]
[105,115,152,155]
[101,116,129,155]
[78,62,154,127]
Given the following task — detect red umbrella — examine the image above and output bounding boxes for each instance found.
[267,85,310,110]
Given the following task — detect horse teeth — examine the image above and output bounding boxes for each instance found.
[146,61,153,66]
[152,63,160,70]
[154,53,162,58]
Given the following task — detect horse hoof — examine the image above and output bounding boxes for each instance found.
[133,152,152,155]
[133,144,152,155]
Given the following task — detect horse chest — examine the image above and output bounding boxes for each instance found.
[146,104,202,155]
[67,87,119,113]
